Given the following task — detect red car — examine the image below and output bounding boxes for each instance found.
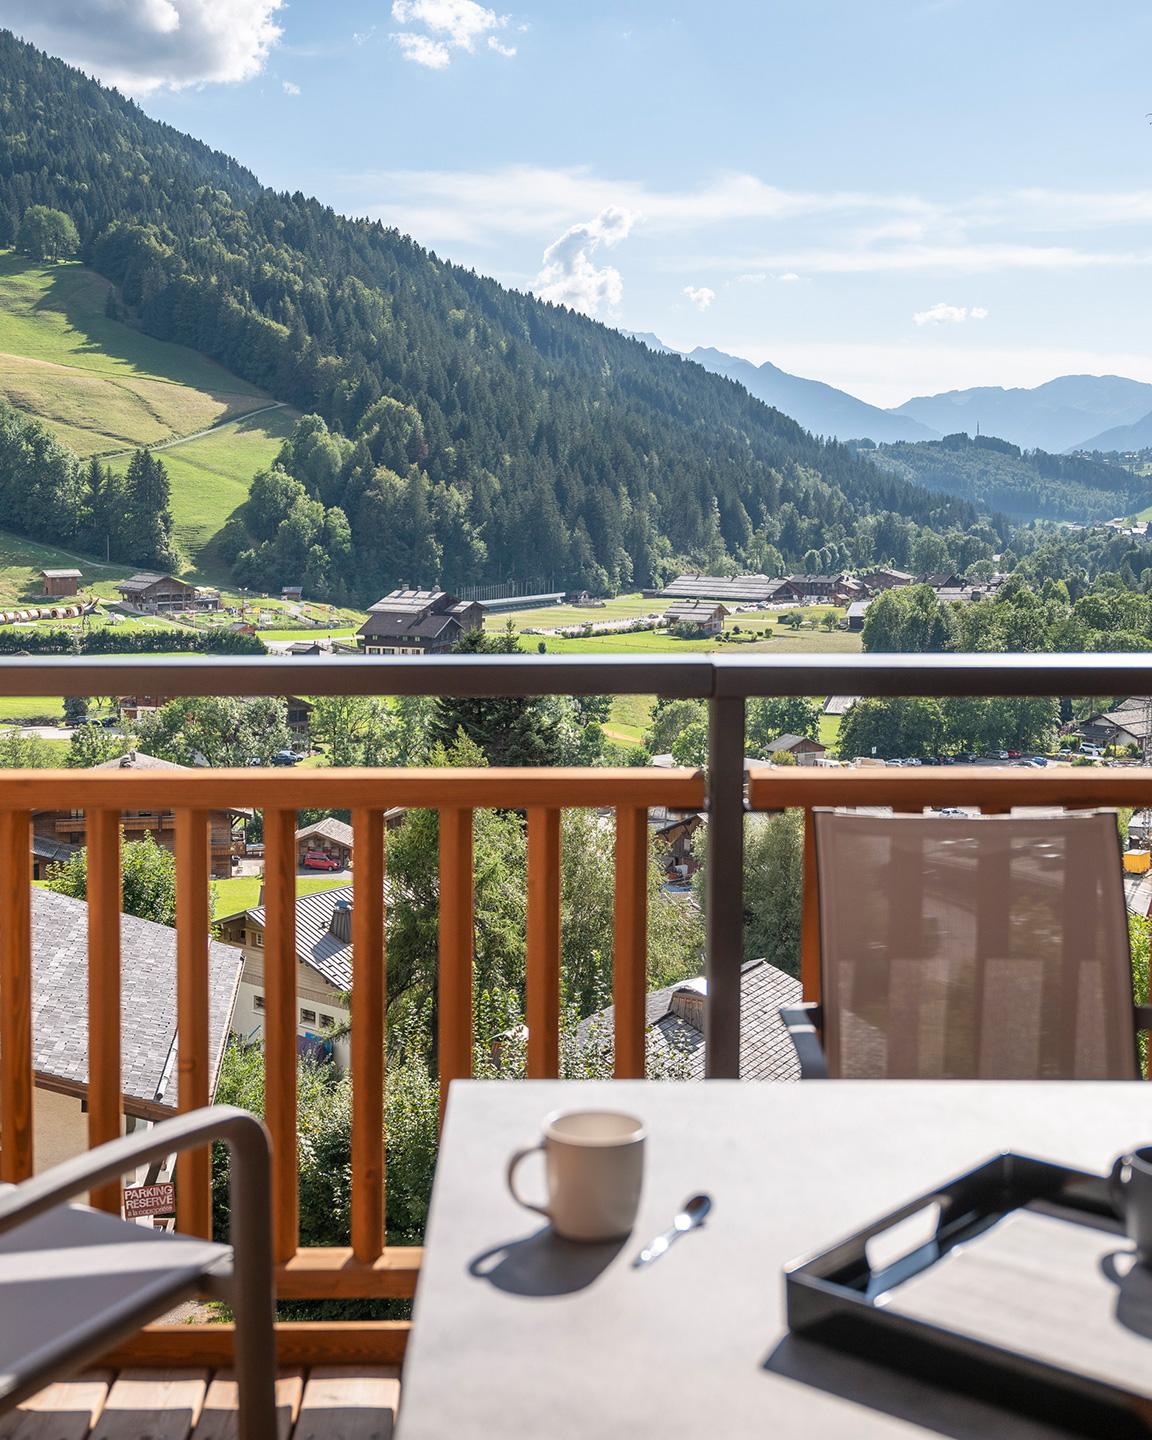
[303,851,341,871]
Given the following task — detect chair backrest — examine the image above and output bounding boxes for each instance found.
[813,809,1138,1080]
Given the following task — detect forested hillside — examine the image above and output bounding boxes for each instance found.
[0,29,1007,599]
[856,432,1146,523]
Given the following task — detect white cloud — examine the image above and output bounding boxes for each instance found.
[912,301,990,325]
[391,0,514,67]
[282,79,301,95]
[777,271,801,283]
[533,207,636,316]
[683,285,716,311]
[1,0,284,92]
[393,31,451,67]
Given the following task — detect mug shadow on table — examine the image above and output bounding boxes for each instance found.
[468,1227,626,1296]
[1101,1248,1152,1339]
[763,1337,1086,1440]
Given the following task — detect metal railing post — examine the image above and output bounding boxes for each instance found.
[705,693,745,1078]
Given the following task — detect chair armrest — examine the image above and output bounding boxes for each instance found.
[779,1003,828,1080]
[0,1105,268,1236]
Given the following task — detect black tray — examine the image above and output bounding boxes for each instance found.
[786,1152,1152,1437]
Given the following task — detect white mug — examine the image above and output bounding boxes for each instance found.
[506,1109,646,1242]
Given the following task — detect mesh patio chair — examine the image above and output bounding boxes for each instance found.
[781,810,1152,1080]
[0,1105,276,1440]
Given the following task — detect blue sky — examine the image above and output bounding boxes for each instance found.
[4,0,1152,404]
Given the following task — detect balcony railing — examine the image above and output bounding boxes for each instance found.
[2,650,1152,1369]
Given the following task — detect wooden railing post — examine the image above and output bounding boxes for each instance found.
[263,807,299,1265]
[613,806,648,1078]
[175,808,212,1238]
[801,809,820,1002]
[526,807,561,1078]
[438,807,473,1120]
[351,807,386,1263]
[0,810,33,1182]
[87,809,122,1213]
[706,694,745,1078]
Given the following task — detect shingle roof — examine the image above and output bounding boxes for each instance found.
[30,888,241,1109]
[224,884,354,992]
[32,834,78,865]
[41,569,82,579]
[297,817,354,849]
[577,959,801,1081]
[764,733,823,754]
[822,695,859,716]
[93,750,186,772]
[357,611,460,640]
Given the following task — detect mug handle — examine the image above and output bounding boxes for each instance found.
[507,1143,551,1220]
[1111,1155,1130,1217]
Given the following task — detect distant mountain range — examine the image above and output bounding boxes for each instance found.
[893,376,1152,454]
[628,333,1152,455]
[626,334,937,443]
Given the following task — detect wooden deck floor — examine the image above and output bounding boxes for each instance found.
[0,1367,400,1440]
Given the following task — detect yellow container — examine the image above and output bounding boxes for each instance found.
[1124,850,1151,874]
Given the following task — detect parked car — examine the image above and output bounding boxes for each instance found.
[272,748,300,766]
[303,851,341,871]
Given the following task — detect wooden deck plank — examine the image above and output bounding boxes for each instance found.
[0,1371,112,1440]
[192,1370,304,1440]
[90,1369,210,1440]
[293,1368,400,1440]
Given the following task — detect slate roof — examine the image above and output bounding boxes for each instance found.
[764,733,824,754]
[30,887,241,1110]
[846,600,871,619]
[577,959,801,1081]
[357,611,460,641]
[93,750,186,772]
[822,695,858,716]
[297,817,354,849]
[41,569,82,579]
[221,884,355,992]
[32,834,78,866]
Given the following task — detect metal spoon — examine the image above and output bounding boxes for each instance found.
[632,1193,713,1268]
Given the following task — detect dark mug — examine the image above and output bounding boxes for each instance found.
[1111,1147,1152,1263]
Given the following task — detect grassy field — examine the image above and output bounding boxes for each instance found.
[106,406,298,578]
[0,249,301,578]
[0,251,268,455]
[212,872,348,917]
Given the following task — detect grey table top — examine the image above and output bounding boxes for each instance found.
[398,1080,1152,1439]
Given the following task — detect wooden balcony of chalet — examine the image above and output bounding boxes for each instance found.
[1,651,1151,1438]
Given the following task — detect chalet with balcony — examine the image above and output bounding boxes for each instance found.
[117,694,313,743]
[356,588,484,655]
[25,886,240,1172]
[859,567,914,593]
[32,751,247,877]
[39,568,81,597]
[115,573,221,613]
[217,885,357,1064]
[662,600,729,635]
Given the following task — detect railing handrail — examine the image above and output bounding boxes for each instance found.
[748,765,1152,809]
[0,766,705,809]
[1,649,1152,697]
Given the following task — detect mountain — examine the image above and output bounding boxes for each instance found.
[860,432,1148,523]
[0,29,994,602]
[627,335,938,443]
[891,376,1152,454]
[1075,409,1152,454]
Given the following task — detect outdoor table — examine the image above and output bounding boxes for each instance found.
[398,1079,1152,1439]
